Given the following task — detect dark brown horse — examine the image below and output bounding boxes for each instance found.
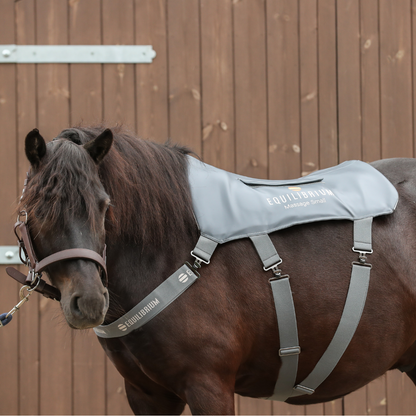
[19,125,416,414]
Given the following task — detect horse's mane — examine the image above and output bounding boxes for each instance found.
[20,125,198,251]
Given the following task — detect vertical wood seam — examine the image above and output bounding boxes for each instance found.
[335,0,340,164]
[264,0,270,179]
[231,0,237,174]
[411,0,415,158]
[377,0,382,158]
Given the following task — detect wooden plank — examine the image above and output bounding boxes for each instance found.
[299,0,319,177]
[15,1,41,414]
[35,1,73,414]
[69,0,102,125]
[238,397,272,415]
[272,401,305,415]
[233,0,268,180]
[102,0,136,128]
[267,0,301,180]
[73,333,106,415]
[379,0,413,158]
[106,357,132,415]
[68,1,106,414]
[167,0,201,154]
[337,0,361,162]
[360,0,381,163]
[414,0,416,159]
[134,0,169,143]
[200,0,235,170]
[305,403,324,415]
[324,398,344,415]
[0,1,18,414]
[317,0,338,168]
[344,387,367,415]
[367,375,387,415]
[386,371,416,415]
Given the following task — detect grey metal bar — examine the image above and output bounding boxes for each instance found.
[0,246,20,265]
[0,45,156,64]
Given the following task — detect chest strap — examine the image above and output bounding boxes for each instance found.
[94,264,199,338]
[250,217,372,401]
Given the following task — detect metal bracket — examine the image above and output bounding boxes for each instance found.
[0,246,20,265]
[0,45,156,64]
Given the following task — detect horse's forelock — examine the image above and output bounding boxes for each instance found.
[19,138,105,234]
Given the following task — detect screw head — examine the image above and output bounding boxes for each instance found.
[5,251,14,259]
[2,49,11,58]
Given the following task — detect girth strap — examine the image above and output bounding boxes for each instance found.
[269,277,300,400]
[291,263,370,396]
[250,234,300,401]
[250,217,373,401]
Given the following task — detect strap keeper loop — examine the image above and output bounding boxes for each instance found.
[279,346,301,357]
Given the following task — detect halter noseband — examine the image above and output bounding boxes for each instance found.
[6,173,108,302]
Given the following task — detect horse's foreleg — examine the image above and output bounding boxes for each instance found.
[125,380,186,415]
[184,374,236,415]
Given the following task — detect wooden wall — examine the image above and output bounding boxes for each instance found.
[0,0,415,414]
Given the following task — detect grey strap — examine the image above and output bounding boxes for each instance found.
[353,217,373,252]
[249,234,300,401]
[94,264,199,338]
[269,277,300,401]
[191,235,218,264]
[267,217,373,401]
[292,263,371,396]
[250,234,282,270]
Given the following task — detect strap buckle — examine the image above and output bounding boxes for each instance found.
[294,384,315,395]
[352,247,373,265]
[190,251,210,266]
[263,259,282,272]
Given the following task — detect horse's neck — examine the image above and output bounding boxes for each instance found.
[104,235,194,321]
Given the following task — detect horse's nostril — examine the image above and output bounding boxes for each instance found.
[70,295,82,317]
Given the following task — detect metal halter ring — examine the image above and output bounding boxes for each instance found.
[17,210,28,224]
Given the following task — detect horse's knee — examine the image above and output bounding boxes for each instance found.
[125,380,185,415]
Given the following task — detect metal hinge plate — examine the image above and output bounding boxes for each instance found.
[0,45,156,64]
[0,246,20,265]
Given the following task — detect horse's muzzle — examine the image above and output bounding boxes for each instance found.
[63,289,109,329]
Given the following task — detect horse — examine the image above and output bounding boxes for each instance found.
[17,125,416,415]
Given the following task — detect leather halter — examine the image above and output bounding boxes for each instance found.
[6,173,108,301]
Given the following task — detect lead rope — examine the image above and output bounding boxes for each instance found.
[0,276,41,327]
[1,172,36,328]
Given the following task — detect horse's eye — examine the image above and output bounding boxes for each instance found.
[99,199,111,213]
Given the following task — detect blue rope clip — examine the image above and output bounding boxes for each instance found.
[0,313,13,327]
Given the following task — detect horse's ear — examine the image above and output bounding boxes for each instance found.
[84,128,113,164]
[25,128,46,168]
